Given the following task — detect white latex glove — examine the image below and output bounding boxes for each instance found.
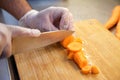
[0,23,40,58]
[19,7,74,32]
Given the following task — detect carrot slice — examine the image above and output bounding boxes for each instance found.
[73,38,82,43]
[91,65,99,74]
[61,35,74,48]
[105,5,120,29]
[67,51,75,59]
[73,51,88,68]
[81,65,91,74]
[67,50,83,60]
[67,41,82,52]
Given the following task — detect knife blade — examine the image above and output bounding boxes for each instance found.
[12,30,74,54]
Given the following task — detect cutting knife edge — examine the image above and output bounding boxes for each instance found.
[12,30,74,54]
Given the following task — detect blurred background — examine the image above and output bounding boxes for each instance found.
[0,0,120,24]
[0,0,120,80]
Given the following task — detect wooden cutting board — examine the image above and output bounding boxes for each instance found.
[14,19,120,80]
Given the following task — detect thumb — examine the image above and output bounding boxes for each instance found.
[8,25,41,37]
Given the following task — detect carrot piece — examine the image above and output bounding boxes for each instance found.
[67,50,84,60]
[105,5,120,29]
[67,41,82,52]
[67,51,75,59]
[116,19,120,39]
[61,35,74,48]
[91,65,99,74]
[73,38,82,43]
[73,51,88,68]
[81,65,91,74]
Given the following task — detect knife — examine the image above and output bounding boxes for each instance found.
[12,30,74,54]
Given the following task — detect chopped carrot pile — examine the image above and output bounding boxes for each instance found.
[61,35,100,75]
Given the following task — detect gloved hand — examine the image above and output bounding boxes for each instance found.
[19,7,74,32]
[0,23,40,58]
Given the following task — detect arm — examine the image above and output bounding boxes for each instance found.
[0,0,32,20]
[0,0,74,32]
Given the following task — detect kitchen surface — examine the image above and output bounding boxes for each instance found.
[0,0,120,80]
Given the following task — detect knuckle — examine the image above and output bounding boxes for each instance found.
[0,32,7,43]
[62,7,69,12]
[6,52,11,58]
[2,44,12,58]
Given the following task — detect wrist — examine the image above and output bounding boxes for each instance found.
[19,9,39,28]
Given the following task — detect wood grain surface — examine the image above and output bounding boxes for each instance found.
[14,19,120,80]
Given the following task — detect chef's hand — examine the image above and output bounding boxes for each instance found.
[19,7,74,32]
[0,23,40,58]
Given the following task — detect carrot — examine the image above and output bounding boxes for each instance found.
[81,65,91,74]
[67,50,83,60]
[73,51,88,68]
[73,38,82,43]
[67,41,82,52]
[61,35,74,48]
[116,18,120,39]
[105,5,120,29]
[91,65,99,74]
[67,51,75,59]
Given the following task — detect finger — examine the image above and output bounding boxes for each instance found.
[0,33,7,57]
[43,24,58,32]
[51,7,70,30]
[0,31,12,58]
[41,19,59,32]
[59,12,70,30]
[59,12,74,30]
[4,33,12,57]
[8,26,41,37]
[3,41,12,58]
[49,23,59,31]
[67,17,75,31]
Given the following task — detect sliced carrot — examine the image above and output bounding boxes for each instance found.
[81,65,91,74]
[67,51,75,59]
[105,5,120,29]
[61,35,74,48]
[67,50,83,60]
[91,65,99,74]
[73,51,88,68]
[67,41,82,52]
[73,38,82,43]
[116,18,120,39]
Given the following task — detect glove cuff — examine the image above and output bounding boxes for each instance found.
[18,10,39,28]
